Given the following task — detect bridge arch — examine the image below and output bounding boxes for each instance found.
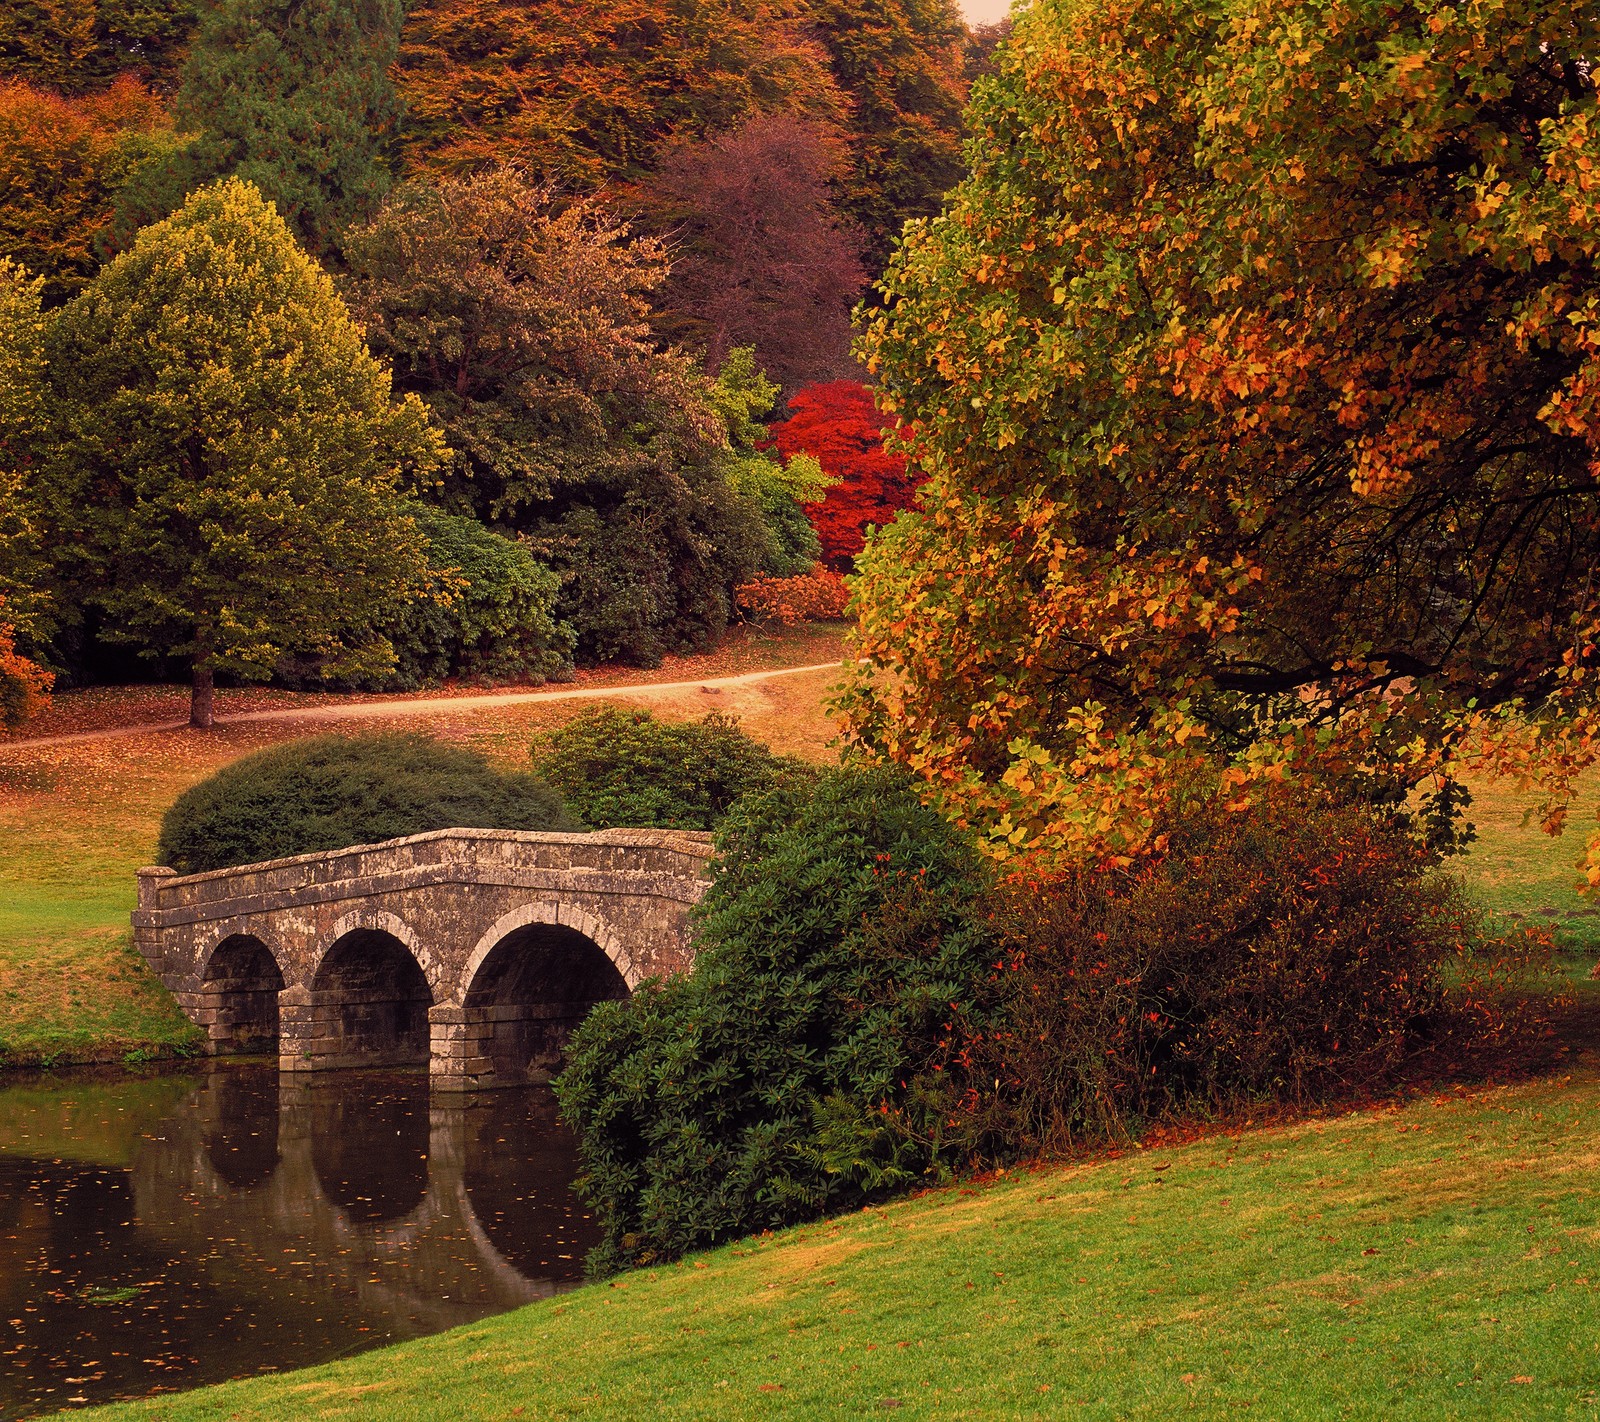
[303,917,435,1071]
[193,931,285,1057]
[460,902,636,993]
[322,910,443,998]
[444,905,631,1088]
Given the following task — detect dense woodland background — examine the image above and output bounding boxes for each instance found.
[0,0,1011,712]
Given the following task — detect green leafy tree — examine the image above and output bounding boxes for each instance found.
[344,169,780,664]
[804,0,970,273]
[554,766,994,1273]
[157,732,578,872]
[0,0,97,92]
[127,0,402,253]
[0,259,48,630]
[343,170,692,525]
[41,178,441,727]
[845,0,1600,866]
[0,0,197,93]
[376,508,575,689]
[90,0,199,87]
[0,258,53,723]
[0,77,177,301]
[709,349,827,575]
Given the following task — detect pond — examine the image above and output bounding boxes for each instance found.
[0,1066,598,1419]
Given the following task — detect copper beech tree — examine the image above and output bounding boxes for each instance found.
[844,0,1600,874]
[647,117,866,395]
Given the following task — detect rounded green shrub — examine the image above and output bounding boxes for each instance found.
[553,766,995,1274]
[531,706,806,831]
[384,509,575,689]
[157,733,579,874]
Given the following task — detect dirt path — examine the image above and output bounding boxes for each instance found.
[0,661,841,752]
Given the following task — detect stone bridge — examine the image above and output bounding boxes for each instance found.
[132,828,713,1089]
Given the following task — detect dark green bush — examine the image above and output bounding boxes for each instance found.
[532,707,807,830]
[953,786,1483,1154]
[276,510,575,691]
[157,733,579,873]
[526,463,773,668]
[384,509,575,689]
[553,766,995,1274]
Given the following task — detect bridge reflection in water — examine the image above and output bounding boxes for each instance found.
[0,1067,597,1419]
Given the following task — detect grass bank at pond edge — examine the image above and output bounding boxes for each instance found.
[77,1060,1600,1421]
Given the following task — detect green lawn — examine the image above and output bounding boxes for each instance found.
[0,756,202,1065]
[73,1061,1600,1421]
[1460,777,1600,963]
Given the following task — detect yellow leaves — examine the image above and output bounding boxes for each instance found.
[1581,825,1600,898]
[842,0,1600,873]
[1356,223,1426,290]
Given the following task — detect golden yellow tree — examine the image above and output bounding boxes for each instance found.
[844,0,1600,871]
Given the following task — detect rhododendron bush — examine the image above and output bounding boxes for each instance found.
[766,379,922,564]
[844,0,1600,871]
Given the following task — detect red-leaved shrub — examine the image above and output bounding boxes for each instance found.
[766,381,922,565]
[735,567,850,625]
[946,786,1554,1152]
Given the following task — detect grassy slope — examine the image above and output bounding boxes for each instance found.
[0,626,844,1067]
[76,1062,1600,1421]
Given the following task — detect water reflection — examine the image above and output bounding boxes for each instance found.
[0,1067,598,1419]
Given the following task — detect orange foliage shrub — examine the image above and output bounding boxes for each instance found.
[0,617,51,728]
[734,566,850,625]
[945,786,1555,1153]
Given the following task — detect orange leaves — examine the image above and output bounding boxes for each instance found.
[0,615,52,729]
[735,568,851,626]
[840,0,1600,869]
[393,0,844,186]
[0,75,173,300]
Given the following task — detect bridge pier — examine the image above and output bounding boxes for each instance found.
[428,1004,493,1090]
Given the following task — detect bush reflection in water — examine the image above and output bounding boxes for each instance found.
[0,1066,597,1418]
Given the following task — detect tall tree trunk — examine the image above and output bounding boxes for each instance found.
[190,661,215,729]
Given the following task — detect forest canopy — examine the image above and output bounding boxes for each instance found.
[0,0,982,719]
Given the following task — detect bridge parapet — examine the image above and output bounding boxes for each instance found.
[132,827,714,1088]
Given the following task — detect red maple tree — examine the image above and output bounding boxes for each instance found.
[765,380,920,566]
